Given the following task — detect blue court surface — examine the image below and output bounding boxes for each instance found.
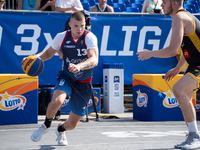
[0,112,198,150]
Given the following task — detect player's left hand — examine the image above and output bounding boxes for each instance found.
[68,63,80,74]
[137,49,152,61]
[164,68,179,81]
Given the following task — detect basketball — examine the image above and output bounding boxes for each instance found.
[22,55,44,76]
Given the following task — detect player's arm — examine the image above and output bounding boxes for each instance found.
[165,55,187,81]
[141,0,148,13]
[90,6,97,12]
[18,0,23,10]
[55,7,73,12]
[137,14,184,60]
[108,6,114,12]
[68,48,98,74]
[36,47,57,61]
[79,48,99,70]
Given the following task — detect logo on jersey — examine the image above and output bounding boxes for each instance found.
[64,45,75,48]
[66,41,71,44]
[73,71,83,78]
[136,90,148,107]
[0,92,26,111]
[59,79,65,86]
[181,42,185,48]
[81,40,84,46]
[183,49,190,58]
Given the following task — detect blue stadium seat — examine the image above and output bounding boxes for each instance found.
[124,0,131,7]
[130,0,135,4]
[184,6,194,13]
[82,2,90,11]
[113,3,119,8]
[119,3,127,12]
[114,7,121,12]
[107,0,114,6]
[126,7,133,12]
[188,0,200,6]
[132,7,140,12]
[186,1,199,12]
[184,3,197,13]
[118,0,124,3]
[113,0,119,4]
[131,3,140,12]
[126,7,139,12]
[132,3,142,11]
[89,0,96,6]
[134,0,144,4]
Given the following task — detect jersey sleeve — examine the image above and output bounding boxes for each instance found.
[51,31,66,51]
[85,32,98,50]
[55,0,61,8]
[74,0,83,8]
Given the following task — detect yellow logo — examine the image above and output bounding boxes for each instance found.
[162,90,179,108]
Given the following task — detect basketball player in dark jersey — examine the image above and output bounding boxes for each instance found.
[90,0,114,12]
[30,11,98,146]
[137,0,200,149]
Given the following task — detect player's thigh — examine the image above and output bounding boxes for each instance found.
[173,74,198,93]
[51,89,67,105]
[68,111,82,124]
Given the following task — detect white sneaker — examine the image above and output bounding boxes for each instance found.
[174,133,189,149]
[31,123,50,142]
[176,132,200,150]
[55,124,68,146]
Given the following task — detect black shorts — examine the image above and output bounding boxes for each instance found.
[185,65,200,90]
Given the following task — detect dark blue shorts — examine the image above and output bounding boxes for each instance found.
[54,71,92,116]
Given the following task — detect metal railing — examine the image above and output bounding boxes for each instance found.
[4,0,17,10]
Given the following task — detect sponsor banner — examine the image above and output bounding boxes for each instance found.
[1,11,200,85]
[0,74,38,125]
[132,74,185,121]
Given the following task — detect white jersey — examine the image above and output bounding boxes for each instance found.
[55,0,83,12]
[52,30,98,51]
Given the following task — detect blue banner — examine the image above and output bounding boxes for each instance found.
[0,11,196,85]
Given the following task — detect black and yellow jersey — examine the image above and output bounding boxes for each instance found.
[177,9,200,67]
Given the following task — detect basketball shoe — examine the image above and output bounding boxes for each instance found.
[31,123,50,142]
[55,123,68,146]
[174,132,200,149]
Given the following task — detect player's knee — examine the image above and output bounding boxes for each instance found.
[172,84,182,99]
[50,99,62,108]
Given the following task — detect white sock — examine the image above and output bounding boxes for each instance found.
[187,120,198,133]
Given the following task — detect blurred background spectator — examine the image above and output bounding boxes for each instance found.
[90,0,114,12]
[0,0,5,10]
[55,0,83,12]
[35,0,56,11]
[5,0,17,9]
[141,0,163,14]
[18,0,36,10]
